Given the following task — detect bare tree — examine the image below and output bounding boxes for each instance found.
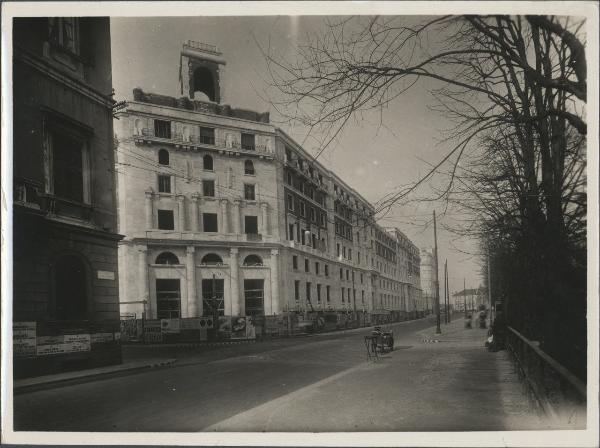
[265,15,587,376]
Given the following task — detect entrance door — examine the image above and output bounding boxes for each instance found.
[156,279,181,318]
[202,278,224,316]
[244,279,264,316]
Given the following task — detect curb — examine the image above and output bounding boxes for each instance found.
[14,359,178,395]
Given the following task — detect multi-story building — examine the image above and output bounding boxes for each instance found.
[420,248,435,313]
[114,42,422,335]
[12,17,121,377]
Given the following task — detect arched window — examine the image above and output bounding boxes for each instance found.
[193,67,216,101]
[201,253,223,265]
[244,160,255,175]
[243,255,263,266]
[54,254,87,320]
[158,149,169,165]
[203,154,213,171]
[155,252,180,265]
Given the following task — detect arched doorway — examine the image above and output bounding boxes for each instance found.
[53,254,88,320]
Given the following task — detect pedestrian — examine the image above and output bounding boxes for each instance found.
[489,309,507,351]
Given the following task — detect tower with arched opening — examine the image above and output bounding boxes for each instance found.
[180,40,226,103]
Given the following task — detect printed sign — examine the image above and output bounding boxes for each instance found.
[13,322,36,357]
[161,319,181,334]
[91,333,114,344]
[37,334,91,356]
[180,318,201,330]
[245,318,256,339]
[97,270,115,280]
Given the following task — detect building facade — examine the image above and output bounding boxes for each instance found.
[12,18,121,377]
[115,42,422,335]
[420,248,435,313]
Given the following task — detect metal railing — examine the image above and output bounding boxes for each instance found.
[138,128,271,154]
[505,326,586,427]
[185,40,220,54]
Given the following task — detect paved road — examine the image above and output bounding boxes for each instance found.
[14,317,552,432]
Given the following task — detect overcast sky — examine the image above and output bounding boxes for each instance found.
[110,16,483,295]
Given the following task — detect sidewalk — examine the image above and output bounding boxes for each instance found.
[204,318,564,431]
[13,358,177,395]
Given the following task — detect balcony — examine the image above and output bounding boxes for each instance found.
[39,194,93,222]
[136,129,273,158]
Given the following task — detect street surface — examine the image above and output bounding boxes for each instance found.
[14,317,555,432]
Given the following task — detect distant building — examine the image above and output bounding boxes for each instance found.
[114,41,423,335]
[12,18,121,377]
[419,248,435,313]
[452,287,484,312]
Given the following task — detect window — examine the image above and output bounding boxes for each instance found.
[299,201,306,217]
[288,224,294,241]
[362,290,365,303]
[294,280,300,302]
[293,255,298,270]
[301,229,306,245]
[346,270,350,281]
[157,210,174,230]
[310,208,316,222]
[244,215,258,234]
[317,284,322,303]
[325,264,329,276]
[244,184,256,201]
[47,126,90,204]
[339,268,343,280]
[158,175,171,193]
[315,262,320,275]
[342,288,345,302]
[337,244,340,257]
[286,171,293,184]
[202,278,224,316]
[311,234,317,249]
[48,17,79,54]
[156,279,181,319]
[304,258,310,273]
[244,279,264,316]
[287,194,294,211]
[244,160,255,175]
[200,127,215,145]
[203,154,214,171]
[320,214,326,226]
[203,213,218,232]
[342,246,346,258]
[158,149,169,165]
[201,253,223,265]
[243,255,263,266]
[361,273,364,284]
[202,180,215,197]
[241,133,255,151]
[326,285,331,303]
[306,282,312,302]
[155,252,180,265]
[154,120,171,139]
[358,252,361,264]
[349,249,352,260]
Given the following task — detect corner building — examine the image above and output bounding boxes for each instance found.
[115,42,422,332]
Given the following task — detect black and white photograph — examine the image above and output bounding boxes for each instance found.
[1,2,598,446]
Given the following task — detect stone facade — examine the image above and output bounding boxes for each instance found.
[12,18,121,376]
[114,42,422,327]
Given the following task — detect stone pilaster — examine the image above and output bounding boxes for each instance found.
[260,202,269,236]
[270,249,280,315]
[138,245,150,317]
[191,194,199,232]
[232,199,241,234]
[186,246,197,317]
[220,199,229,233]
[144,190,154,229]
[230,248,240,316]
[177,194,185,231]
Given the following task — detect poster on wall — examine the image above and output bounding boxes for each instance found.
[245,317,256,339]
[36,334,91,356]
[217,316,231,339]
[161,318,181,334]
[13,322,37,357]
[231,317,247,339]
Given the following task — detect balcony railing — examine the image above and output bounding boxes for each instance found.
[39,193,93,222]
[138,129,271,155]
[185,40,220,55]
